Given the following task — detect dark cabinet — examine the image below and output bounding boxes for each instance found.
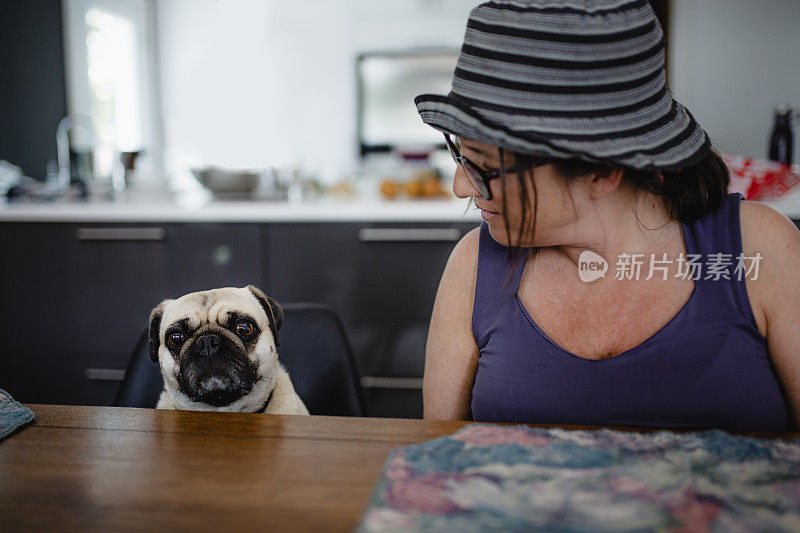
[0,223,168,356]
[0,219,476,417]
[163,224,266,297]
[268,222,477,418]
[0,222,265,405]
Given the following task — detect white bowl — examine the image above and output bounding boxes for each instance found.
[191,166,260,194]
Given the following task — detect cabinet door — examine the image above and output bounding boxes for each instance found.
[268,221,478,418]
[1,350,127,405]
[162,223,266,297]
[0,222,168,404]
[0,223,168,356]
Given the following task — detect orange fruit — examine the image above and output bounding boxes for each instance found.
[380,180,400,199]
[405,180,424,198]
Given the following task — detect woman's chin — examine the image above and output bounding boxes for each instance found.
[480,209,501,222]
[484,224,511,247]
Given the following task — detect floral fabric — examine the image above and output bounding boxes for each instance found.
[358,424,800,532]
[0,388,34,442]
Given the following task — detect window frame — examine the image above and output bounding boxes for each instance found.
[61,0,162,177]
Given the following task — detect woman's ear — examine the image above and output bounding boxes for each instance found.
[588,168,625,199]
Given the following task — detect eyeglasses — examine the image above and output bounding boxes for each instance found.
[443,133,548,201]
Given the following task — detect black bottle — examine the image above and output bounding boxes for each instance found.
[769,104,794,165]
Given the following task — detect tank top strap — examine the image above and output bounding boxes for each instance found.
[680,192,759,330]
[472,222,527,348]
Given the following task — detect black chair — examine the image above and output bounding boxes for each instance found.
[115,303,367,416]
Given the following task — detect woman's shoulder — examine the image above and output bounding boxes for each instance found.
[739,199,800,257]
[432,226,482,317]
[456,225,481,257]
[444,226,481,284]
[739,200,800,322]
[740,199,800,424]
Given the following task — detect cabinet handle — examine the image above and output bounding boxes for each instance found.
[84,368,126,381]
[76,228,167,241]
[358,228,461,242]
[361,376,423,390]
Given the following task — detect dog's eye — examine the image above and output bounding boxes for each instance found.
[236,321,254,337]
[167,332,185,348]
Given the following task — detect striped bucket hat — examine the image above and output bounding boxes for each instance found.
[415,0,711,171]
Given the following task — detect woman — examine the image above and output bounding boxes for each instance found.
[416,0,800,430]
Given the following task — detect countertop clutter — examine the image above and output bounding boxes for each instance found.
[0,196,483,223]
[3,184,800,222]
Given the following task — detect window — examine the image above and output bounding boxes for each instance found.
[63,0,160,179]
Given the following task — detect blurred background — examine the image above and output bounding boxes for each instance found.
[1,0,798,191]
[0,0,798,418]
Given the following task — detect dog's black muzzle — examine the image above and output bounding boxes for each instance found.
[177,333,259,407]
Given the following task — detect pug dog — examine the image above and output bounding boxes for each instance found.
[148,285,308,414]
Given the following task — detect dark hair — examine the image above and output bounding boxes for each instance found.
[550,148,731,226]
[498,147,731,265]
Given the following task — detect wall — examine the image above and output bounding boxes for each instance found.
[157,0,800,186]
[155,0,472,187]
[0,0,68,179]
[669,0,800,163]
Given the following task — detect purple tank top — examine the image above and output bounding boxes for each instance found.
[471,193,791,430]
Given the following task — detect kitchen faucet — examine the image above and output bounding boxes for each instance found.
[56,115,95,191]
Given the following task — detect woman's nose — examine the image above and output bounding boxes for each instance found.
[452,165,481,199]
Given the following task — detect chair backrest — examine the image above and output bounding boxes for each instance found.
[115,303,366,416]
[114,328,162,408]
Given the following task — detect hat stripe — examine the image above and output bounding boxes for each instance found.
[606,116,706,160]
[468,32,663,61]
[483,0,647,15]
[467,17,656,43]
[419,103,580,159]
[453,70,666,111]
[458,48,663,83]
[479,101,680,140]
[541,104,682,143]
[454,64,662,94]
[478,2,656,35]
[446,85,670,118]
[464,29,663,62]
[460,37,665,69]
[514,109,689,153]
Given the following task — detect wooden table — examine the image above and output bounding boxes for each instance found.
[3,406,797,532]
[0,405,469,532]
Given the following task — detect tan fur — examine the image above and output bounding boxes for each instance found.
[152,286,309,415]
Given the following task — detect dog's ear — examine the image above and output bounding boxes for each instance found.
[247,285,283,347]
[148,301,170,362]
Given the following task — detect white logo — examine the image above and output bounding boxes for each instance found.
[578,250,608,282]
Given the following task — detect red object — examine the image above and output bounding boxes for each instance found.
[723,154,800,200]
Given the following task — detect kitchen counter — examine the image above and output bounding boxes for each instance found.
[2,192,800,223]
[0,196,483,223]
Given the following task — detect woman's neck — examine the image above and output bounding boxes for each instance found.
[553,189,681,271]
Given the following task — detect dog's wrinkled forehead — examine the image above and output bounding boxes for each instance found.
[160,287,266,332]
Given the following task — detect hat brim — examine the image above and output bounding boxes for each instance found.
[415,92,711,172]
